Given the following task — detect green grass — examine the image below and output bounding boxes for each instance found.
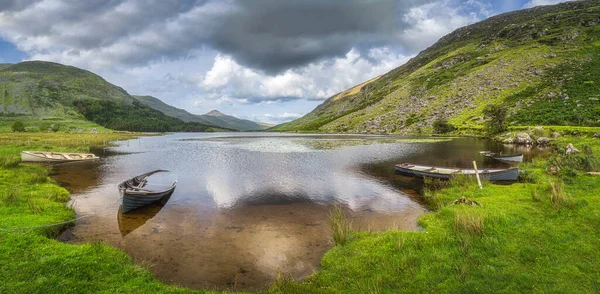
[3,128,600,293]
[0,133,225,293]
[271,134,600,293]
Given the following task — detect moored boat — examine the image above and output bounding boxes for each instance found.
[20,151,99,163]
[395,163,519,181]
[479,151,523,164]
[118,170,177,213]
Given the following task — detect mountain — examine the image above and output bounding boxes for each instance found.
[0,61,223,132]
[200,109,271,131]
[272,0,600,133]
[133,95,271,131]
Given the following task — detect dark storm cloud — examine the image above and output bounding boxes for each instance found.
[210,0,402,72]
[0,0,38,12]
[0,0,434,72]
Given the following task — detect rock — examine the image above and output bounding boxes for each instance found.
[551,132,561,138]
[593,132,600,138]
[513,132,534,145]
[502,137,514,144]
[566,143,579,154]
[536,137,550,146]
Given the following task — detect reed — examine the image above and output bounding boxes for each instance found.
[329,205,352,245]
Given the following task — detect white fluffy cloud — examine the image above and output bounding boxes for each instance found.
[201,47,411,102]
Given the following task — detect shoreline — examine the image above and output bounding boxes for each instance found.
[2,129,600,292]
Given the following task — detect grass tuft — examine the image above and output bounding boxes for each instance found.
[454,209,485,235]
[329,205,352,246]
[549,180,574,209]
[2,184,21,204]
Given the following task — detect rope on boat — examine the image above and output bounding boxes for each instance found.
[0,197,122,231]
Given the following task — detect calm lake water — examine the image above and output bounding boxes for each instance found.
[52,133,535,291]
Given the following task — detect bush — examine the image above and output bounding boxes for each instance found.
[39,122,50,132]
[433,118,456,134]
[50,124,61,132]
[11,121,25,132]
[482,104,508,134]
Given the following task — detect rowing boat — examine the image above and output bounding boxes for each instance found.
[118,170,177,213]
[479,151,523,164]
[395,163,519,181]
[20,151,99,163]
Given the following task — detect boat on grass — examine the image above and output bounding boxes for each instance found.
[21,151,99,163]
[479,151,523,164]
[395,163,519,181]
[118,170,177,213]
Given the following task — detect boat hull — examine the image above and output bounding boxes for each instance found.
[20,151,99,163]
[395,165,519,181]
[120,188,175,213]
[492,154,523,164]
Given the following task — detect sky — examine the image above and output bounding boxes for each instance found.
[0,0,569,124]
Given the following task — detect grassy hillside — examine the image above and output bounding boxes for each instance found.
[134,95,270,131]
[0,61,222,132]
[273,0,600,134]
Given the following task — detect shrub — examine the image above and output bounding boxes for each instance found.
[433,118,456,134]
[11,121,25,132]
[482,104,508,134]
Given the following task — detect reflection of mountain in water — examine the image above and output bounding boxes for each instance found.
[117,193,172,237]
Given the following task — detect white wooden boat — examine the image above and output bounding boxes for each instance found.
[479,151,523,164]
[20,151,99,163]
[395,163,519,181]
[119,170,177,213]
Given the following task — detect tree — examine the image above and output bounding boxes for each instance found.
[11,121,25,132]
[483,104,508,134]
[433,118,456,134]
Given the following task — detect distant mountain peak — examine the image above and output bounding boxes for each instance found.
[206,110,225,116]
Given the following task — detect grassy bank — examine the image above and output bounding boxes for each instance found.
[3,129,600,293]
[272,132,600,293]
[0,132,215,293]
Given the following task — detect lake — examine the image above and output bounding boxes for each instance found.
[52,133,533,291]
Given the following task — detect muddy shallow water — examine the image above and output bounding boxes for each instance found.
[52,133,534,291]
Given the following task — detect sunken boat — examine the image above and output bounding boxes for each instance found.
[118,170,177,213]
[21,151,99,163]
[395,163,519,181]
[479,151,523,164]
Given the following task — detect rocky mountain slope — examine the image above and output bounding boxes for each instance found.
[273,0,600,134]
[0,61,223,132]
[133,96,270,131]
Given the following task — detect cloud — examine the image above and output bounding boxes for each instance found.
[0,0,439,73]
[0,0,498,115]
[523,0,569,9]
[200,47,412,102]
[263,112,304,123]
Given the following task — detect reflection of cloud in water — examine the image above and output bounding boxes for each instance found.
[206,138,317,153]
[204,139,418,213]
